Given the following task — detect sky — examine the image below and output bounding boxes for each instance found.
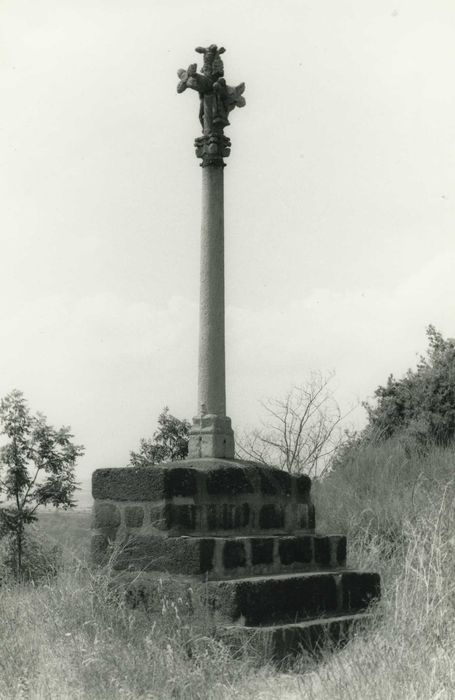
[1,0,454,507]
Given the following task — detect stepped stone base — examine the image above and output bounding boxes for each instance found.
[210,570,380,626]
[91,459,380,657]
[94,533,346,579]
[223,612,373,659]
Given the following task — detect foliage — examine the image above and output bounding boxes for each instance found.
[363,325,455,446]
[237,372,346,476]
[0,528,63,583]
[0,390,84,579]
[129,407,190,466]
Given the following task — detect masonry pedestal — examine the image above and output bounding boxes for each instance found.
[91,459,380,657]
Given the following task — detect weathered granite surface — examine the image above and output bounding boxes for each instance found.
[92,459,313,542]
[91,457,380,658]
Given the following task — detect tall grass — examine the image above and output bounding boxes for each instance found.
[282,489,455,699]
[314,437,455,544]
[0,560,268,699]
[236,440,455,698]
[286,439,455,698]
[2,441,455,698]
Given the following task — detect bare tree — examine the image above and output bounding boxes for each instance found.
[236,373,347,477]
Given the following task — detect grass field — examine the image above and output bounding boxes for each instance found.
[1,441,455,698]
[32,509,92,559]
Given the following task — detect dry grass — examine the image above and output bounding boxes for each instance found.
[2,442,455,698]
[0,560,271,699]
[236,441,455,698]
[287,491,455,699]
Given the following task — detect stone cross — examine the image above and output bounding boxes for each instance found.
[91,54,380,657]
[177,45,245,460]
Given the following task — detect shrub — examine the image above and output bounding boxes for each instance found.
[129,407,190,466]
[0,390,84,580]
[363,326,455,446]
[1,528,63,582]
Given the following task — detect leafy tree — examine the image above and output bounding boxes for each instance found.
[129,407,190,466]
[363,326,455,446]
[0,390,84,579]
[236,373,346,477]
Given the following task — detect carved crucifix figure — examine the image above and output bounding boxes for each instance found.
[177,45,245,459]
[177,44,245,165]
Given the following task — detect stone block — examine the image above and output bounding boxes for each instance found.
[279,536,313,566]
[297,504,309,529]
[223,540,247,569]
[220,504,235,529]
[278,538,297,566]
[295,536,314,563]
[200,431,235,459]
[92,459,320,538]
[199,539,216,572]
[206,467,254,496]
[206,504,218,530]
[93,502,121,529]
[125,505,144,528]
[164,504,199,532]
[259,471,278,496]
[341,572,381,612]
[112,536,216,575]
[222,611,372,661]
[150,505,167,529]
[314,536,331,567]
[308,504,316,530]
[251,538,274,566]
[164,467,197,497]
[92,467,166,502]
[91,534,109,564]
[212,572,338,626]
[93,465,199,502]
[96,532,347,579]
[259,504,285,529]
[337,537,347,566]
[188,415,235,459]
[259,470,292,496]
[234,503,250,528]
[272,470,292,496]
[92,460,317,534]
[206,503,250,531]
[296,474,311,498]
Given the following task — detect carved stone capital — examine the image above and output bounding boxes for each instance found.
[177,44,245,166]
[194,133,231,167]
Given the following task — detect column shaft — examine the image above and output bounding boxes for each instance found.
[198,165,226,417]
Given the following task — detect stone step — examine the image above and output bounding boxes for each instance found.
[222,611,373,659]
[209,570,380,626]
[92,460,315,537]
[92,461,312,506]
[96,533,347,578]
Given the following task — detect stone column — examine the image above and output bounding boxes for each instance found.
[189,159,234,459]
[198,163,226,417]
[177,45,245,459]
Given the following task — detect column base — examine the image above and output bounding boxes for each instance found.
[188,414,235,459]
